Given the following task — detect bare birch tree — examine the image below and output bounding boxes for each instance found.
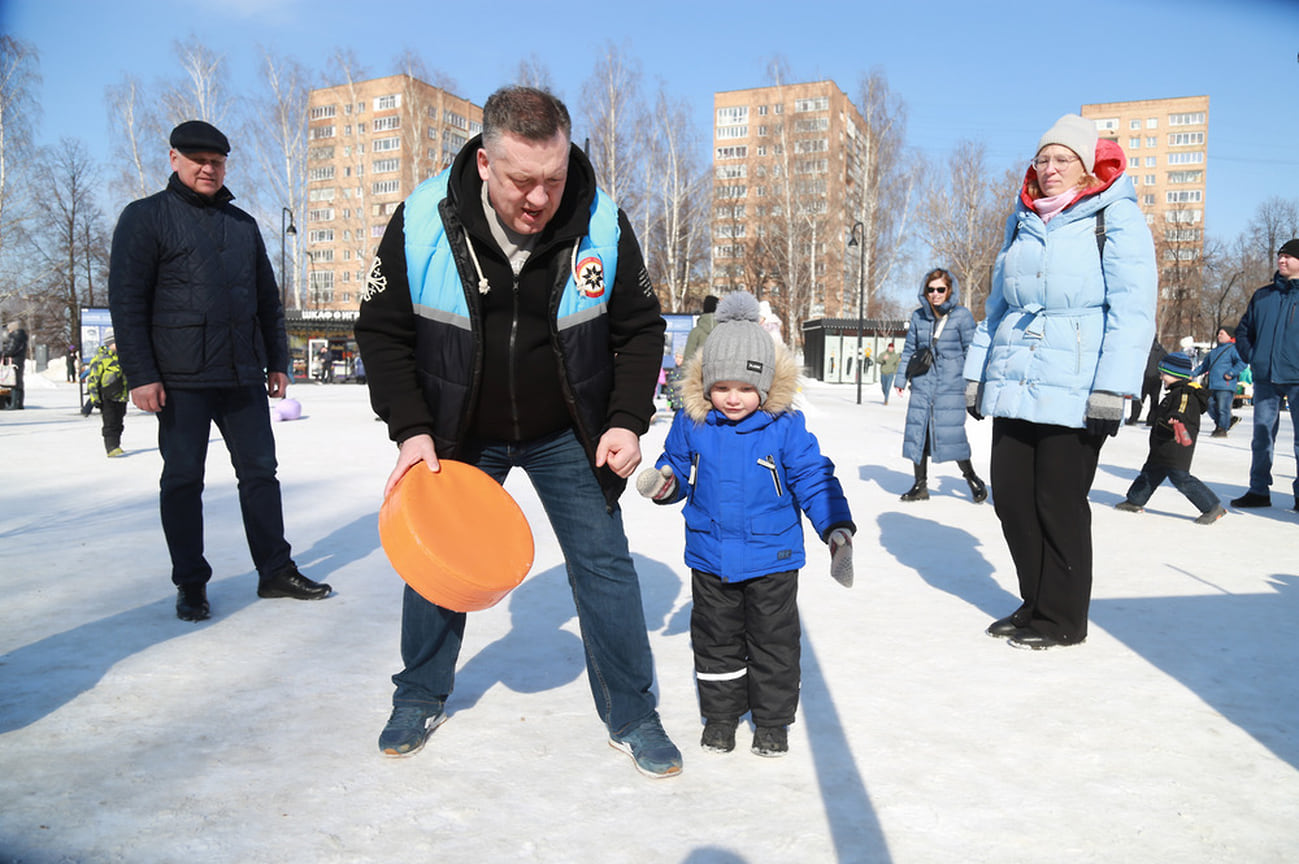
[321,48,372,308]
[159,36,230,128]
[917,142,1018,317]
[105,74,163,203]
[243,49,310,308]
[0,36,40,265]
[579,43,644,213]
[641,84,708,313]
[512,55,555,92]
[28,139,107,342]
[849,70,915,319]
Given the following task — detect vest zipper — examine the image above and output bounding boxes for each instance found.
[510,273,522,440]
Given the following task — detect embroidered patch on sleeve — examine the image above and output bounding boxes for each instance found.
[361,256,387,302]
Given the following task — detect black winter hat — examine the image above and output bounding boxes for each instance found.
[1279,239,1299,259]
[170,120,230,155]
[1158,352,1194,380]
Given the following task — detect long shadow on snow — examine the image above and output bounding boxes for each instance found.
[0,582,258,733]
[877,510,1015,621]
[1090,571,1299,771]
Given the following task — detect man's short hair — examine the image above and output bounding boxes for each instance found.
[481,86,571,149]
[703,296,719,314]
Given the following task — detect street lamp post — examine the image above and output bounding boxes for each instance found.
[280,207,297,312]
[848,221,866,405]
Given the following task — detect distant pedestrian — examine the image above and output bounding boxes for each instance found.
[86,337,129,457]
[1230,238,1299,510]
[66,343,79,382]
[1113,352,1225,524]
[682,295,718,365]
[1194,327,1246,437]
[1,320,28,410]
[896,268,985,503]
[1128,336,1167,425]
[877,343,899,403]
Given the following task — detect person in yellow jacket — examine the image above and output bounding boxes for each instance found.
[87,337,129,456]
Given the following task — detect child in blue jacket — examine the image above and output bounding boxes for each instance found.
[637,292,854,758]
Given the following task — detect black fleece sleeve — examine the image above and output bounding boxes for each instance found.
[354,203,437,445]
[604,210,667,436]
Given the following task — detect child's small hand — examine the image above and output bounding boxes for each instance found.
[635,465,677,501]
[828,527,853,588]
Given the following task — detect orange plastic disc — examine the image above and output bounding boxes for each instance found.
[378,460,534,612]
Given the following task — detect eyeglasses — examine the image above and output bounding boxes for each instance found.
[1032,155,1080,171]
[925,286,949,294]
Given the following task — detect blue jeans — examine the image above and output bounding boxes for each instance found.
[880,373,895,402]
[1206,389,1234,431]
[156,386,293,586]
[1247,380,1299,497]
[393,428,658,735]
[1125,463,1220,513]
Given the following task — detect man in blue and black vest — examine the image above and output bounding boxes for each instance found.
[355,86,680,778]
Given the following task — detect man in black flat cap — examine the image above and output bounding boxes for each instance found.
[108,120,331,621]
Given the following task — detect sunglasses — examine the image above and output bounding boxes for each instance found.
[925,286,949,294]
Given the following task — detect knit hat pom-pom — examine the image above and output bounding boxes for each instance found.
[715,291,762,325]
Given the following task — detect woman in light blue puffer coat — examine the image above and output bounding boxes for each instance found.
[963,114,1156,651]
[895,268,985,503]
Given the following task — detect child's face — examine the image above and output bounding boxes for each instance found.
[1161,373,1181,386]
[709,381,761,421]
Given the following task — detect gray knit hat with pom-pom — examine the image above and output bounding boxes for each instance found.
[702,291,776,404]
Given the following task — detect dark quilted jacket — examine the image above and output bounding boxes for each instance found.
[108,173,287,389]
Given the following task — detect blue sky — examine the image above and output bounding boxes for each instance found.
[5,0,1297,244]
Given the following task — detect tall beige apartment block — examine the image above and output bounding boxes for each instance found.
[710,81,869,322]
[1080,96,1209,266]
[304,75,481,310]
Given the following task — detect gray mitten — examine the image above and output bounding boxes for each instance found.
[965,379,984,421]
[828,527,853,588]
[635,465,677,501]
[1085,391,1125,437]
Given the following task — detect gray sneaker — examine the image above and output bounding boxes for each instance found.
[378,703,446,757]
[1195,503,1226,525]
[609,712,683,778]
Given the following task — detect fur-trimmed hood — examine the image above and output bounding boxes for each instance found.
[677,340,801,423]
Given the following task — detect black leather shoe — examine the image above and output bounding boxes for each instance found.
[1230,491,1271,508]
[176,584,210,622]
[985,615,1025,638]
[900,481,929,502]
[966,475,987,503]
[258,565,331,600]
[1008,629,1083,650]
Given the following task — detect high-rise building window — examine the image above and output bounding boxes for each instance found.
[716,126,748,139]
[1168,151,1204,165]
[373,137,400,152]
[1168,132,1204,146]
[310,105,336,120]
[793,97,828,113]
[310,126,336,140]
[373,158,399,174]
[1169,112,1205,126]
[716,106,749,125]
[1166,190,1202,203]
[375,94,399,110]
[1145,156,1157,167]
[373,115,400,131]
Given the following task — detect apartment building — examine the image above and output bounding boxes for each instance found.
[710,81,870,325]
[1080,96,1209,264]
[304,74,482,312]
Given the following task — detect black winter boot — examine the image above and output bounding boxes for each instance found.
[900,460,928,501]
[958,459,988,504]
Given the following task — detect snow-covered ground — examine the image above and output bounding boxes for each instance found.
[2,369,1296,863]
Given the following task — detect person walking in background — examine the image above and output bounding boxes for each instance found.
[895,268,985,503]
[355,86,681,778]
[637,291,854,759]
[1195,326,1246,438]
[757,299,783,343]
[1128,336,1167,425]
[2,320,28,410]
[1230,239,1299,510]
[682,295,718,364]
[66,343,79,383]
[965,113,1156,650]
[86,336,129,456]
[109,120,331,622]
[1114,352,1225,524]
[877,342,900,404]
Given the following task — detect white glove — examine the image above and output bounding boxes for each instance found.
[635,465,677,501]
[828,527,854,588]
